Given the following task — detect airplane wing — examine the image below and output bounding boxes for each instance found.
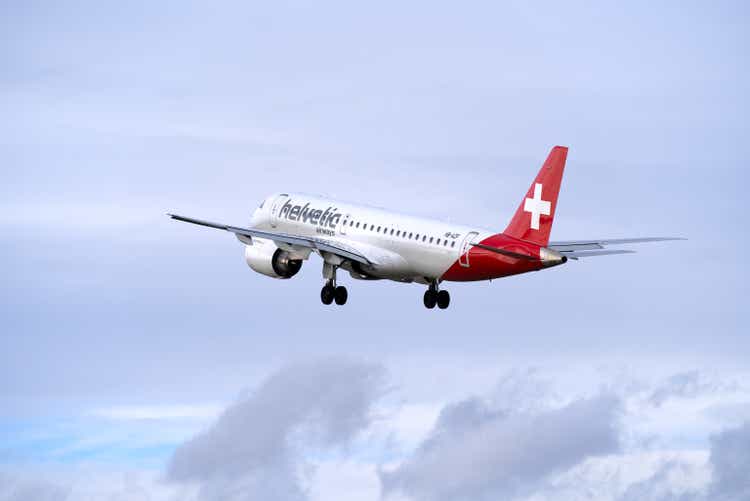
[548,237,685,259]
[168,213,373,265]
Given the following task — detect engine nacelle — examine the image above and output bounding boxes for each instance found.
[244,239,302,279]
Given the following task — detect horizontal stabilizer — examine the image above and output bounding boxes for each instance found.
[559,249,636,260]
[549,237,685,252]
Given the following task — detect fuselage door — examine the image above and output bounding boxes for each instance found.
[269,194,289,228]
[459,231,479,267]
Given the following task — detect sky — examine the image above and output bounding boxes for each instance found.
[1,1,748,500]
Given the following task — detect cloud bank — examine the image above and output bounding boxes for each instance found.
[380,394,620,501]
[706,421,750,501]
[5,363,747,501]
[166,359,385,500]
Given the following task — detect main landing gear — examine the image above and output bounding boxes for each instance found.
[320,262,347,306]
[423,282,450,309]
[321,281,348,306]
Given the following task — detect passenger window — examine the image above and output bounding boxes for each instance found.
[390,229,394,235]
[451,241,456,247]
[430,237,434,243]
[356,222,360,228]
[415,234,420,240]
[370,224,374,231]
[436,239,441,245]
[422,235,426,242]
[409,232,413,239]
[396,231,401,237]
[444,240,448,246]
[349,220,354,227]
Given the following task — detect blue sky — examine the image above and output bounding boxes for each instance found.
[1,1,748,500]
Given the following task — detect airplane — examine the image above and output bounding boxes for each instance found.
[169,146,682,309]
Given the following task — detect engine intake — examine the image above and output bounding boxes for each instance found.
[245,239,302,279]
[271,248,302,278]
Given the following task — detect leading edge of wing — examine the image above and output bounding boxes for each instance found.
[167,213,372,265]
[548,237,686,252]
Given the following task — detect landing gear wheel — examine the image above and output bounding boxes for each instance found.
[334,286,348,305]
[423,290,437,309]
[437,290,450,309]
[321,284,334,305]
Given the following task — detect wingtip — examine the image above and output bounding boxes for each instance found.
[656,237,688,242]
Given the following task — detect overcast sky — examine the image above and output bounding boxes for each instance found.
[1,1,748,500]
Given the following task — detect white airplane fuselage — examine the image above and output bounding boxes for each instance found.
[249,192,492,284]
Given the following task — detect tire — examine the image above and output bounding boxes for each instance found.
[423,290,437,309]
[334,286,348,305]
[437,290,450,309]
[321,285,334,305]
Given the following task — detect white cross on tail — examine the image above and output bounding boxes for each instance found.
[523,183,551,230]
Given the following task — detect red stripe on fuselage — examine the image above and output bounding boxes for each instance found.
[441,233,544,282]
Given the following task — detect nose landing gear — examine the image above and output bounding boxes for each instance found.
[424,282,450,309]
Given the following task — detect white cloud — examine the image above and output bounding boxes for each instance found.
[166,359,386,500]
[381,393,620,501]
[307,460,380,501]
[0,473,69,501]
[647,370,739,408]
[706,421,750,500]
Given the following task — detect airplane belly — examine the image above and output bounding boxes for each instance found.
[338,239,411,279]
[393,245,459,281]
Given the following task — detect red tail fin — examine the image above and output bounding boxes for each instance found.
[503,146,568,246]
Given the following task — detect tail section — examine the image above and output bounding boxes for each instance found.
[503,146,568,246]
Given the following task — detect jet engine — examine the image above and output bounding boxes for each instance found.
[244,239,302,279]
